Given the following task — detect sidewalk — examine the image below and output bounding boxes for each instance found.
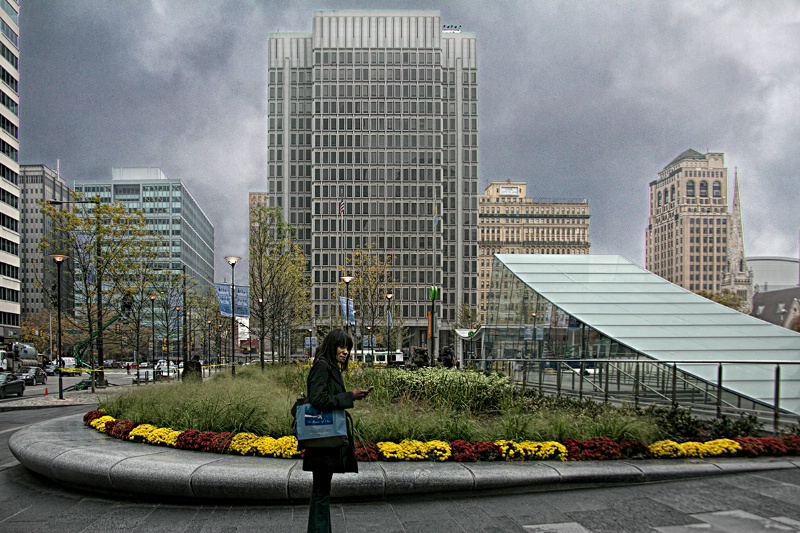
[8,411,800,504]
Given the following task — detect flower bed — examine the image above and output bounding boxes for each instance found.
[83,409,800,462]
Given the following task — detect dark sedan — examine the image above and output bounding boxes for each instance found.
[18,367,47,386]
[0,373,24,398]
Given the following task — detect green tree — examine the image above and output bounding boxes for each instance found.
[695,289,745,312]
[249,205,310,364]
[41,196,149,386]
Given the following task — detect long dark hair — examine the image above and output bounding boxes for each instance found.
[314,329,354,370]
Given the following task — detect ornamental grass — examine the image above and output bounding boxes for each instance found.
[89,364,800,462]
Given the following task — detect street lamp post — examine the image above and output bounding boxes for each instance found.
[342,276,353,335]
[50,254,67,400]
[175,306,181,379]
[386,293,394,356]
[366,326,372,364]
[206,320,211,377]
[149,293,156,382]
[225,256,241,378]
[258,297,266,370]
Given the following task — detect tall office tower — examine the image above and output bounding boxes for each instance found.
[478,181,590,322]
[646,149,752,301]
[268,10,479,348]
[19,164,73,315]
[74,168,215,287]
[0,1,19,342]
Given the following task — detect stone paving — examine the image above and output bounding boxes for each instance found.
[2,396,800,531]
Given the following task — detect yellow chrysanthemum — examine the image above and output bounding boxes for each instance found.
[649,440,683,458]
[702,438,741,457]
[229,432,259,455]
[89,415,115,433]
[678,441,705,458]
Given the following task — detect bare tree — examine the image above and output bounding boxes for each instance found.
[249,205,310,364]
[340,247,394,352]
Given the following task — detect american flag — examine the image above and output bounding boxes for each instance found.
[339,196,345,216]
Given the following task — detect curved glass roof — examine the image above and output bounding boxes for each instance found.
[495,254,800,413]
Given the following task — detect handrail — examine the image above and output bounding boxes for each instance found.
[479,356,800,432]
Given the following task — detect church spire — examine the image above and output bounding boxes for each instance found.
[724,168,753,311]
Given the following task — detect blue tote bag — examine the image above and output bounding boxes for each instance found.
[294,403,349,448]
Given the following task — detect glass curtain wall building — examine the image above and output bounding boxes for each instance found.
[0,1,19,341]
[267,10,479,349]
[483,254,800,419]
[19,164,72,315]
[74,168,214,286]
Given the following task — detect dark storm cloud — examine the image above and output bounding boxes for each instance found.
[20,1,800,282]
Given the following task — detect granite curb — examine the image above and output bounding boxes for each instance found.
[9,413,800,503]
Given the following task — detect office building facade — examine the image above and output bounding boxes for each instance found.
[74,168,215,287]
[478,181,590,322]
[19,164,72,315]
[267,10,479,348]
[645,149,752,307]
[0,1,19,341]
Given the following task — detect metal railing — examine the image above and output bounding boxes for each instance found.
[470,357,800,434]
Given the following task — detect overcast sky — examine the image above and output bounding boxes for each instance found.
[20,1,800,283]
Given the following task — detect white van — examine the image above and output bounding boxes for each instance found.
[59,357,82,375]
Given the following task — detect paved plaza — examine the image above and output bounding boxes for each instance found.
[1,392,800,531]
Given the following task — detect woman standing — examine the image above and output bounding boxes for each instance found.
[303,329,371,532]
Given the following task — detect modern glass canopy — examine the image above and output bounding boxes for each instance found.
[486,254,800,415]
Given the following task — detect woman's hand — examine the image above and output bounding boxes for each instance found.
[351,386,373,400]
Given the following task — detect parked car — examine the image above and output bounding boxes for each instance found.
[44,364,57,376]
[18,366,47,386]
[131,370,155,384]
[0,373,24,398]
[159,367,179,380]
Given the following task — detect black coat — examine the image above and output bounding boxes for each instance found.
[302,358,358,473]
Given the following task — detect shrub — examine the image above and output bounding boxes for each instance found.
[450,439,478,462]
[105,419,140,440]
[474,441,502,461]
[619,440,652,459]
[782,435,800,455]
[83,409,106,425]
[562,437,621,461]
[354,441,378,462]
[706,414,763,439]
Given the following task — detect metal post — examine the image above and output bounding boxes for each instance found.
[225,256,241,377]
[149,294,156,381]
[50,254,67,400]
[342,276,353,334]
[386,293,393,358]
[774,364,781,433]
[671,362,678,407]
[175,306,181,380]
[716,363,723,419]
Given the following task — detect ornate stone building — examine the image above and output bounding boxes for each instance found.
[478,180,590,323]
[645,149,752,309]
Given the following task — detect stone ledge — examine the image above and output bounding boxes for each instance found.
[10,413,799,503]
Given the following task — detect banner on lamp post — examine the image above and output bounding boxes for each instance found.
[216,284,250,318]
